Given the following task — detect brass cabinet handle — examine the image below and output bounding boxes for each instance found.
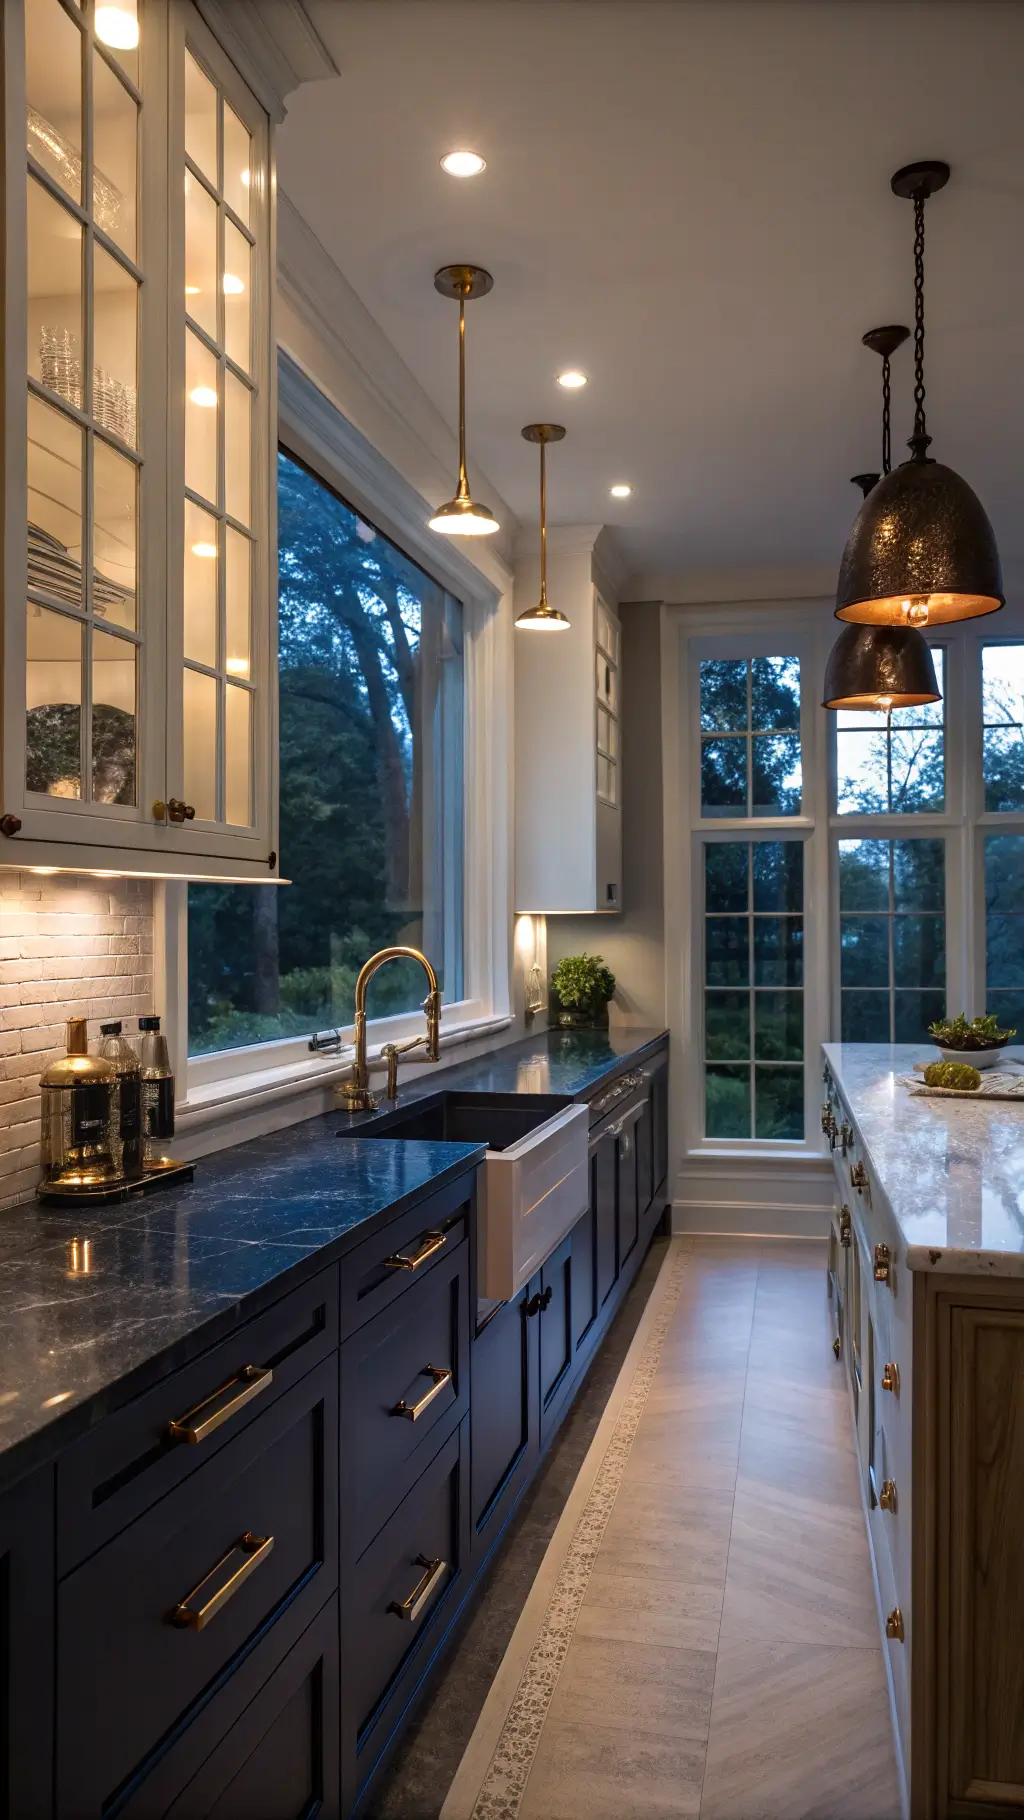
[879,1478,898,1514]
[167,797,196,822]
[873,1242,892,1284]
[388,1554,446,1624]
[881,1360,900,1396]
[152,799,167,821]
[838,1205,852,1249]
[384,1229,446,1273]
[168,1531,274,1631]
[832,1335,841,1359]
[167,1364,273,1445]
[839,1122,853,1156]
[885,1606,905,1643]
[850,1160,868,1193]
[391,1365,452,1422]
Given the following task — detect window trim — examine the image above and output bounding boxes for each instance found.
[160,351,513,1102]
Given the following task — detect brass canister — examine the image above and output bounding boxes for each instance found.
[39,1018,120,1192]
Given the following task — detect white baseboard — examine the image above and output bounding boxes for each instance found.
[671,1200,831,1239]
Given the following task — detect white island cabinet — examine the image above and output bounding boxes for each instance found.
[514,532,622,915]
[823,1042,1024,1820]
[2,0,283,878]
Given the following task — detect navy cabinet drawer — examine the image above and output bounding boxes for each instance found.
[342,1238,469,1555]
[346,1423,466,1765]
[58,1264,338,1573]
[340,1170,475,1338]
[57,1359,337,1819]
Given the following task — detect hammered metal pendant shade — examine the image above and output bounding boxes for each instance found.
[835,457,1004,627]
[822,623,939,711]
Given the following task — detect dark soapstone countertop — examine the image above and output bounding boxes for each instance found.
[0,1023,667,1488]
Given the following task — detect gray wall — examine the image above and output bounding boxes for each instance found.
[546,601,666,1030]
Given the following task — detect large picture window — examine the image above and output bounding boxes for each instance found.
[838,838,946,1042]
[187,450,464,1056]
[704,839,804,1140]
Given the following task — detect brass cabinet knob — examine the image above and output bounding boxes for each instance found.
[879,1479,898,1514]
[838,1205,852,1249]
[881,1360,900,1396]
[0,814,22,838]
[873,1242,892,1284]
[152,799,166,821]
[832,1335,841,1359]
[850,1159,868,1193]
[885,1606,905,1643]
[167,798,196,822]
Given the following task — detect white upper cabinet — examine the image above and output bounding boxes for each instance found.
[514,538,623,914]
[2,0,278,878]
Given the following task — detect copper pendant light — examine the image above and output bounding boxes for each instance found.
[825,326,940,711]
[429,265,500,538]
[515,424,570,630]
[835,162,1003,628]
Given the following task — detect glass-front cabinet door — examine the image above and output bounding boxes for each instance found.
[2,0,277,878]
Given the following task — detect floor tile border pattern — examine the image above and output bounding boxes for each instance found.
[463,1244,690,1820]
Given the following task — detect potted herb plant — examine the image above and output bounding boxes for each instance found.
[928,1012,1017,1070]
[549,953,616,1029]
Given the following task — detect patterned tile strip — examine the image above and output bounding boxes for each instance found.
[469,1245,690,1820]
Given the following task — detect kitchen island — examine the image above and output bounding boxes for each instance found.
[823,1043,1024,1820]
[0,1024,668,1819]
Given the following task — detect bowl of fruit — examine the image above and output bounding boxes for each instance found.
[928,1013,1017,1071]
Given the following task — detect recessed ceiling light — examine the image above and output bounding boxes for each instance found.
[441,150,486,178]
[610,483,632,498]
[557,370,588,390]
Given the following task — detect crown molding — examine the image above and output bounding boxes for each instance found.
[195,0,337,123]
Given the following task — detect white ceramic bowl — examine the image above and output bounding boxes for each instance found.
[937,1044,1008,1071]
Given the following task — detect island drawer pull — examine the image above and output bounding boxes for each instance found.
[384,1229,446,1272]
[388,1554,446,1624]
[167,1364,273,1444]
[168,1531,274,1631]
[391,1365,452,1422]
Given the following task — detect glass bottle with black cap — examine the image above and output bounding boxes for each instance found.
[138,1015,175,1171]
[98,1021,143,1180]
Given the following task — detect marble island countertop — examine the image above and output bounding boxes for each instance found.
[824,1042,1024,1276]
[0,1024,667,1486]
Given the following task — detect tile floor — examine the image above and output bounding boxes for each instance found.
[516,1239,902,1820]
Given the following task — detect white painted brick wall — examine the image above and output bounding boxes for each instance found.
[0,873,154,1209]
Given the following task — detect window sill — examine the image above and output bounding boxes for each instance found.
[683,1146,830,1167]
[178,1013,514,1135]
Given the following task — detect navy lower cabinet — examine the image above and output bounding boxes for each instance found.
[0,1040,668,1820]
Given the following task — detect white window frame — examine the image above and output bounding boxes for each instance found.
[158,351,513,1109]
[669,596,1024,1167]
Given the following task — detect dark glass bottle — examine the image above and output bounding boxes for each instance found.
[138,1015,175,1171]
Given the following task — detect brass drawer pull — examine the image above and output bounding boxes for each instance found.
[881,1360,900,1396]
[168,1364,273,1445]
[168,1531,274,1631]
[388,1554,446,1624]
[879,1478,898,1514]
[838,1205,852,1248]
[391,1366,452,1422]
[850,1160,868,1193]
[384,1229,446,1273]
[874,1242,892,1284]
[885,1606,904,1643]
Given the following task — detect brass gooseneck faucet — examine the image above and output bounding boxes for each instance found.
[338,946,442,1112]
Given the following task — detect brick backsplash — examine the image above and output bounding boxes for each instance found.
[0,872,154,1209]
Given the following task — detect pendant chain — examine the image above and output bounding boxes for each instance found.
[911,193,929,455]
[882,354,892,475]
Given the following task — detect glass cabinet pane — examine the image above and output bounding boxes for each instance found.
[26,603,82,797]
[28,395,84,607]
[93,439,136,629]
[26,0,83,203]
[93,243,138,445]
[224,683,251,825]
[222,104,250,224]
[184,51,217,185]
[29,176,83,403]
[224,371,250,525]
[93,49,138,258]
[185,170,218,340]
[225,528,250,678]
[91,627,136,803]
[223,218,250,370]
[183,667,217,818]
[184,501,218,667]
[185,329,218,502]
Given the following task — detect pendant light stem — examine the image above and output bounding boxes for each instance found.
[539,436,548,606]
[882,353,892,475]
[909,192,931,460]
[456,291,470,499]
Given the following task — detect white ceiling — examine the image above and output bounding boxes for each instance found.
[279,1,1024,600]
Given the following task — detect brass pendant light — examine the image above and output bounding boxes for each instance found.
[429,265,500,538]
[515,424,570,630]
[835,162,1003,628]
[825,326,940,711]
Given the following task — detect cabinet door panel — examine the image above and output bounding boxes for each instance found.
[470,1286,538,1543]
[947,1304,1024,1807]
[651,1059,669,1194]
[540,1236,572,1419]
[594,1133,618,1306]
[617,1120,639,1267]
[0,1467,53,1820]
[570,1203,597,1355]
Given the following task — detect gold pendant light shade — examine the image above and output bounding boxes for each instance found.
[429,265,500,539]
[516,424,570,631]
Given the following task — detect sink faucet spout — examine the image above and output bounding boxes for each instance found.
[339,946,441,1112]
